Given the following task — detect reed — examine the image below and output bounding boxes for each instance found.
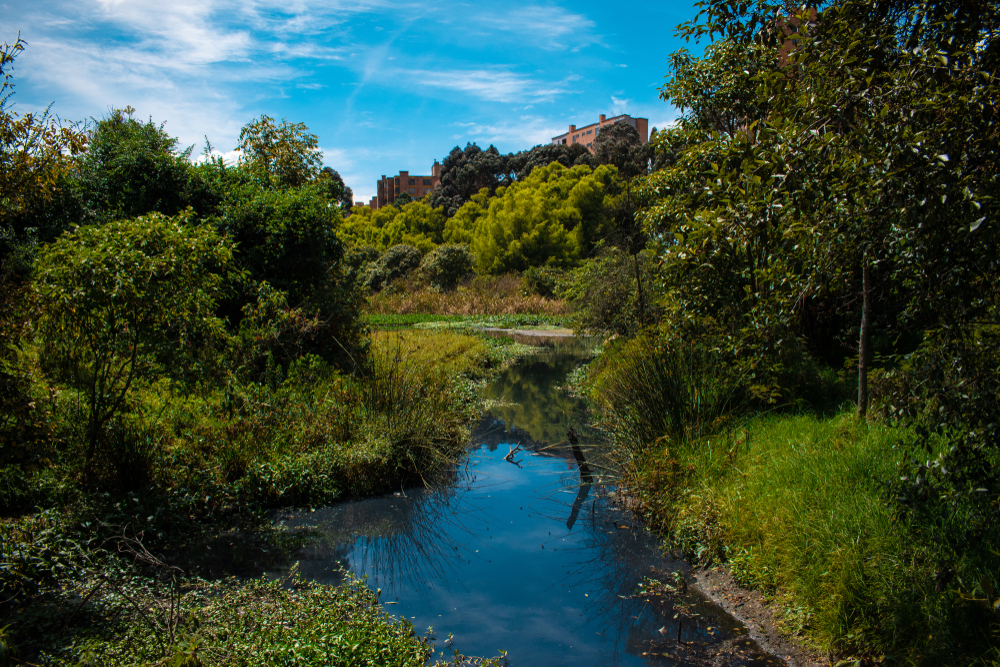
[367,273,569,316]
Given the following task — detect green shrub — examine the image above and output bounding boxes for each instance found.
[35,212,232,476]
[562,247,661,336]
[363,244,422,292]
[419,243,475,291]
[520,265,565,298]
[238,449,341,508]
[344,245,379,284]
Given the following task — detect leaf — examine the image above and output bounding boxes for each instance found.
[970,217,985,232]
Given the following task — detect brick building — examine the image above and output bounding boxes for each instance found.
[371,161,442,209]
[550,114,649,151]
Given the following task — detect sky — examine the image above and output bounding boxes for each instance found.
[4,0,704,203]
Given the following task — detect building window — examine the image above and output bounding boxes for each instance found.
[408,187,415,194]
[394,187,399,193]
[408,179,415,185]
[423,179,431,185]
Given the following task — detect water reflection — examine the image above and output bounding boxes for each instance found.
[275,339,782,666]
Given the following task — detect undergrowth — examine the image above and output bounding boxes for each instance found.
[0,329,523,665]
[585,334,1000,665]
[366,273,568,317]
[617,412,1000,664]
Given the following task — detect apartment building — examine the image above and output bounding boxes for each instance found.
[550,114,649,151]
[371,161,442,209]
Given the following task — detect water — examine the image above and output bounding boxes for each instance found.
[275,338,781,666]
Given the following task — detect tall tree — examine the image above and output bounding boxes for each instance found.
[76,107,199,224]
[0,36,87,276]
[593,120,652,325]
[237,115,323,188]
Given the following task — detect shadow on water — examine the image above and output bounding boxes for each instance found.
[272,335,783,666]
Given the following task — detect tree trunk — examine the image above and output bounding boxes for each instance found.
[633,249,645,328]
[857,261,871,419]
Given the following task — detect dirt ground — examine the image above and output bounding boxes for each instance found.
[690,566,831,667]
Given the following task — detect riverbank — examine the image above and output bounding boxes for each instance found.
[614,411,1000,665]
[0,327,529,665]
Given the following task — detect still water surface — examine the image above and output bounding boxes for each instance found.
[276,338,780,666]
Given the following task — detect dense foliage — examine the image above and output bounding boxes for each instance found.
[577,0,1000,662]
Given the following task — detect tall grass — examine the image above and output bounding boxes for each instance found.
[590,333,745,453]
[587,333,1000,663]
[367,273,568,316]
[620,411,1000,664]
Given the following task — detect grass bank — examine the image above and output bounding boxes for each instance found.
[619,412,1000,664]
[1,329,524,665]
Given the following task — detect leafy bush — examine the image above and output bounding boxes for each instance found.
[238,448,341,508]
[520,266,564,298]
[562,247,661,336]
[35,211,232,475]
[363,244,422,292]
[419,243,475,291]
[888,323,1000,547]
[75,107,205,224]
[344,245,380,283]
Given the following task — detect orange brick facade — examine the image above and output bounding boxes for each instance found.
[550,114,649,151]
[370,161,442,209]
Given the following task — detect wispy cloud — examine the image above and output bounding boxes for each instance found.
[399,67,571,103]
[451,116,563,147]
[484,5,598,50]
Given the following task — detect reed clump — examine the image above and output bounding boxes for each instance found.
[367,273,569,316]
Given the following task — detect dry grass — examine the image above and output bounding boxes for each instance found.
[366,273,569,316]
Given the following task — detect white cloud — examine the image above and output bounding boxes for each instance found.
[297,82,327,89]
[451,117,563,149]
[399,67,570,104]
[194,148,242,164]
[479,5,597,50]
[610,95,631,111]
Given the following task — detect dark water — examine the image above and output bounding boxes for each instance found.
[275,339,780,666]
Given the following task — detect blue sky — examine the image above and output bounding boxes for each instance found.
[4,0,702,202]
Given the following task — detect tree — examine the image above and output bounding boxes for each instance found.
[237,115,323,187]
[471,162,614,274]
[659,40,773,138]
[35,211,231,472]
[212,165,366,368]
[75,107,201,225]
[319,167,354,213]
[0,36,87,276]
[507,143,595,181]
[593,120,653,325]
[642,0,1000,539]
[339,200,445,253]
[593,121,649,180]
[428,143,511,217]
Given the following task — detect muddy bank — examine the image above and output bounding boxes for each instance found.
[691,567,830,667]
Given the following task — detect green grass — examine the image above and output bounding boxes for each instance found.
[364,312,568,330]
[624,412,1000,664]
[0,329,525,665]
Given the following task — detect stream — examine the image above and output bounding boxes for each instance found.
[272,336,782,666]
